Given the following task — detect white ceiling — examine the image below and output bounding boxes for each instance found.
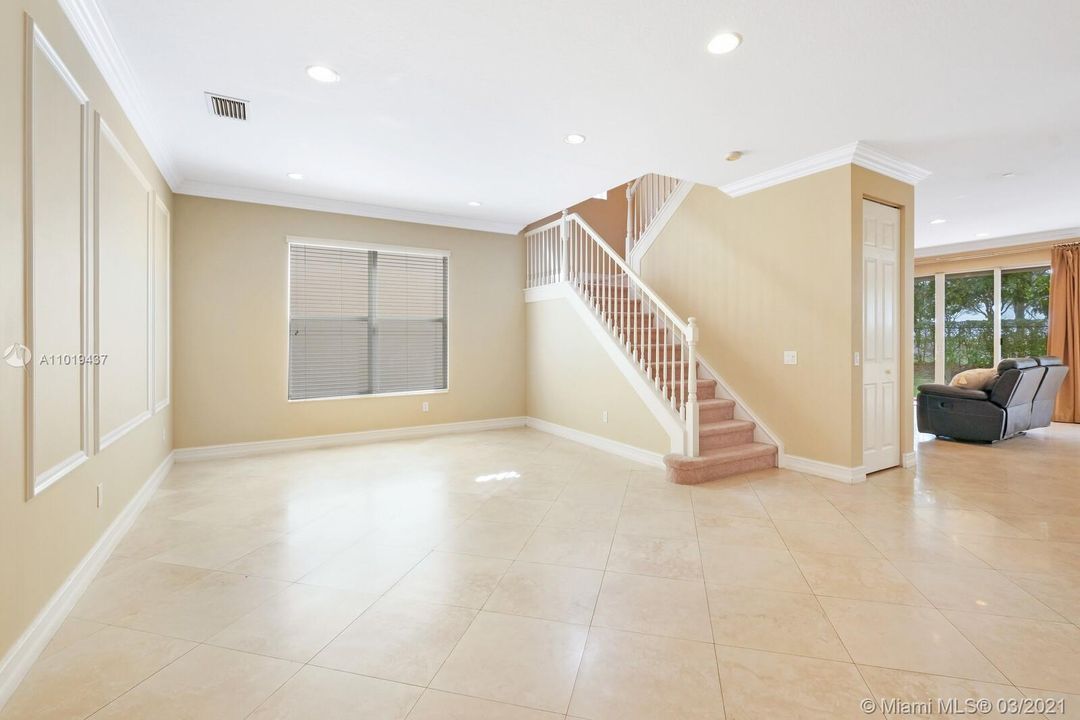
[86,0,1080,246]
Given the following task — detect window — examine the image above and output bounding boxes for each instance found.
[914,264,1050,387]
[913,276,935,394]
[288,240,448,400]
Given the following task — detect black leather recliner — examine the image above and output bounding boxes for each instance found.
[917,356,1069,442]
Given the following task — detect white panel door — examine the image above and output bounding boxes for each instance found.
[862,199,900,473]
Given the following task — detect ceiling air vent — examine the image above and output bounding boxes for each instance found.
[204,92,248,120]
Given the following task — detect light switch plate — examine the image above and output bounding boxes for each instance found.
[783,350,797,365]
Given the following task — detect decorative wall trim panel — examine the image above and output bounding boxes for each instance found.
[152,197,170,412]
[93,116,153,452]
[23,16,93,498]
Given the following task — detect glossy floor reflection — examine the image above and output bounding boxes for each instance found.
[3,424,1080,719]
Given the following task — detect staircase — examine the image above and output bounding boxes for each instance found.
[525,205,776,484]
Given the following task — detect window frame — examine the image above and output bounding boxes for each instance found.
[285,235,451,403]
[915,260,1050,385]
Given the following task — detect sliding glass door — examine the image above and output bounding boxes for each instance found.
[915,265,1049,388]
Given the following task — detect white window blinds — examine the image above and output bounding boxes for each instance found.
[288,242,448,400]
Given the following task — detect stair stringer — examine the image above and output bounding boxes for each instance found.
[693,355,785,465]
[524,282,687,455]
[627,180,694,273]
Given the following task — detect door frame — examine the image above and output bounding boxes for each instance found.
[860,195,906,475]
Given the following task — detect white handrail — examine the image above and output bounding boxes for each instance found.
[524,211,700,456]
[568,214,690,336]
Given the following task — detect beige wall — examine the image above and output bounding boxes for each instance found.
[172,195,525,448]
[524,183,630,255]
[1,0,173,663]
[640,166,915,469]
[525,298,669,454]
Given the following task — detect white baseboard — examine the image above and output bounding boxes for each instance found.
[173,417,528,462]
[176,413,661,468]
[0,452,174,709]
[524,282,686,454]
[781,454,867,484]
[525,417,665,468]
[902,451,917,468]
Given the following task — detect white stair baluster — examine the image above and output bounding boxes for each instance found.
[523,212,701,457]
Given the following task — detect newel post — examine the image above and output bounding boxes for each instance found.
[625,183,633,256]
[686,317,700,457]
[559,209,569,283]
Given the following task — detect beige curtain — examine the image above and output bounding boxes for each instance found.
[1049,243,1080,422]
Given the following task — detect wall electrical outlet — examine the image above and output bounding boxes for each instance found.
[783,350,798,365]
[96,484,103,508]
[854,351,861,366]
[422,401,429,413]
[602,410,609,423]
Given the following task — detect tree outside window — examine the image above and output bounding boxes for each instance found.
[1001,267,1050,360]
[914,277,934,394]
[944,271,995,381]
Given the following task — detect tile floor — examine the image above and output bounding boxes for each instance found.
[3,423,1080,719]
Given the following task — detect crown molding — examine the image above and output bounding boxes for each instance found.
[915,226,1080,259]
[720,141,931,198]
[850,143,933,185]
[177,180,524,235]
[58,0,180,188]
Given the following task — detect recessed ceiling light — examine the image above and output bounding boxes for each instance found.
[467,201,482,207]
[707,32,742,55]
[286,172,304,180]
[929,218,947,225]
[726,150,743,162]
[1001,172,1016,178]
[563,133,586,145]
[306,65,340,83]
[975,232,990,238]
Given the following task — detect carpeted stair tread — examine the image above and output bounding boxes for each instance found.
[701,442,776,460]
[664,442,777,485]
[699,420,756,436]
